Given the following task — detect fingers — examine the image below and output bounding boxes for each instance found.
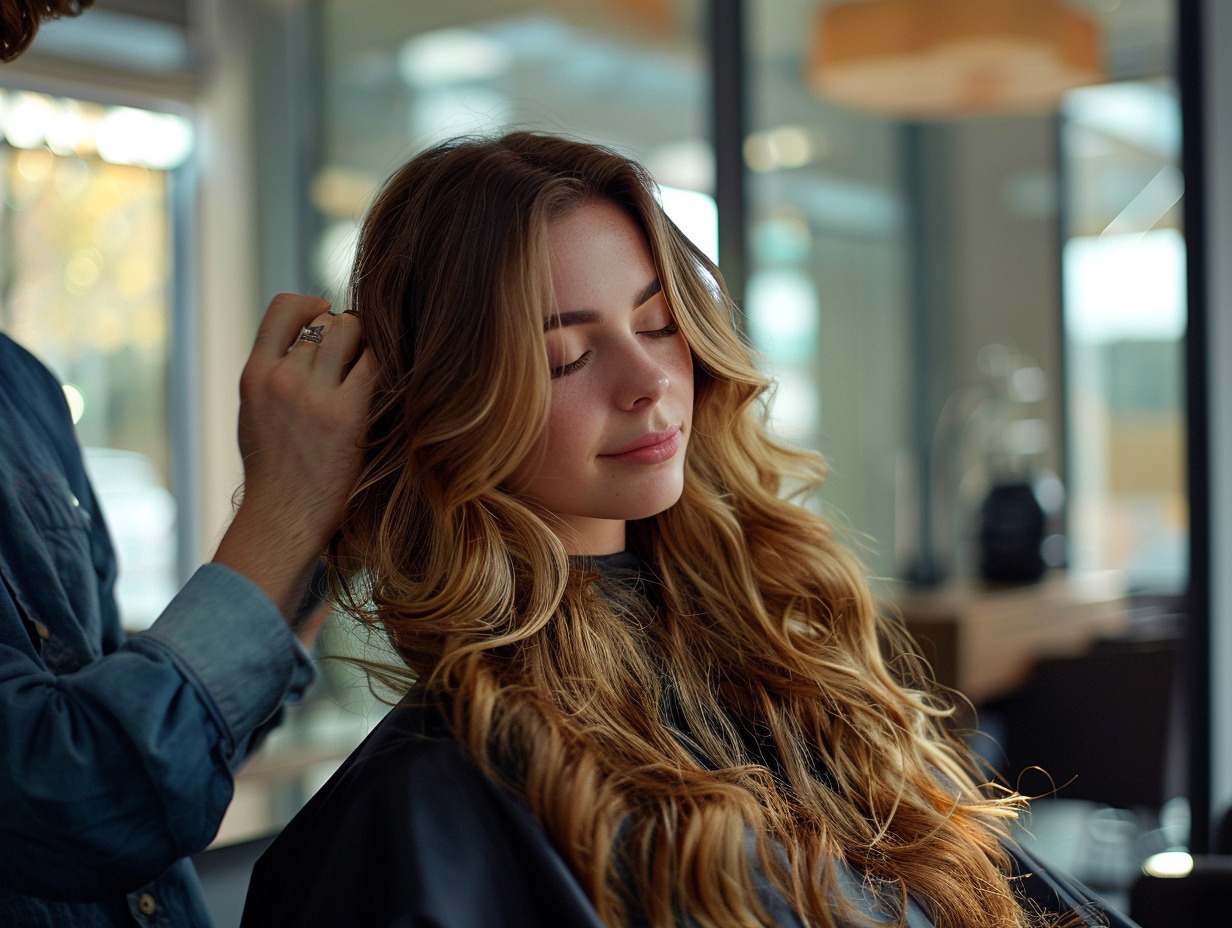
[250,293,334,366]
[250,292,366,390]
[344,346,378,394]
[290,310,364,385]
[237,295,372,462]
[227,294,376,600]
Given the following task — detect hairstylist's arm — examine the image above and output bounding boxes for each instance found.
[0,294,374,899]
[212,293,375,641]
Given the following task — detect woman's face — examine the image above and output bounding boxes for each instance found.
[508,198,694,555]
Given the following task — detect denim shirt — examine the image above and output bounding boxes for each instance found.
[0,334,315,926]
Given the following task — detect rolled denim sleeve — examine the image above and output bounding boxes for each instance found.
[0,565,315,901]
[135,562,315,766]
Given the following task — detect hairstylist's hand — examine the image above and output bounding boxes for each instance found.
[213,293,375,622]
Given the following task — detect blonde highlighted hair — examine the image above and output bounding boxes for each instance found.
[332,132,1052,928]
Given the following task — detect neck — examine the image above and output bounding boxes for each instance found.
[549,514,626,555]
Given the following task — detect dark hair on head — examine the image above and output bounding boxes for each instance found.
[1,0,94,62]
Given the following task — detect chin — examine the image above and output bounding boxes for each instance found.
[615,484,686,522]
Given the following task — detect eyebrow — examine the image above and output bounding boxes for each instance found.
[543,277,663,332]
[634,277,662,308]
[543,309,599,332]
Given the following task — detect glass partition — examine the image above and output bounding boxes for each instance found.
[1061,79,1186,594]
[743,2,1185,907]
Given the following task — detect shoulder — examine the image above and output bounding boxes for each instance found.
[241,706,474,925]
[0,334,79,460]
[288,702,550,851]
[337,705,494,817]
[243,701,604,928]
[0,335,66,399]
[269,702,487,832]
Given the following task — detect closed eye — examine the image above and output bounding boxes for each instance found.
[641,322,678,339]
[550,323,677,378]
[551,351,592,379]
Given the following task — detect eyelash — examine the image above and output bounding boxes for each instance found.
[645,322,679,340]
[551,353,591,379]
[550,323,679,379]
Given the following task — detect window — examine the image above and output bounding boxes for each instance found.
[0,90,193,630]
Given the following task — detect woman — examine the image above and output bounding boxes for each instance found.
[241,132,1135,928]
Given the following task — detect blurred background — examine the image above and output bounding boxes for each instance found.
[2,0,1231,923]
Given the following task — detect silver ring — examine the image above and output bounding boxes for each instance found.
[298,325,325,344]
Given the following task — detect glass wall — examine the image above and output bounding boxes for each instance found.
[743,0,1180,592]
[1062,79,1186,593]
[740,1,1184,901]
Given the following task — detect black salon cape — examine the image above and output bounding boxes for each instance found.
[240,698,1139,928]
[240,699,604,928]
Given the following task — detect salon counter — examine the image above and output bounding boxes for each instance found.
[893,570,1130,706]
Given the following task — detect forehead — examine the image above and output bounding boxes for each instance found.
[545,200,656,302]
[547,199,646,250]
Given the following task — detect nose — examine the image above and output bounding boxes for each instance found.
[616,346,670,411]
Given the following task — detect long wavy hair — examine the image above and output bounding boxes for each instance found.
[332,131,1055,928]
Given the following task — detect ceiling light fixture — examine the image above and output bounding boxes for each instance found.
[810,0,1104,118]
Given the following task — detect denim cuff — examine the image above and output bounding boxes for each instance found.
[134,564,315,752]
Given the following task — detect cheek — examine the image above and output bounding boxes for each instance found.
[511,393,589,490]
[543,400,589,465]
[506,421,552,494]
[673,344,696,403]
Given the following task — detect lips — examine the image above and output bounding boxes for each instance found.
[600,425,683,464]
